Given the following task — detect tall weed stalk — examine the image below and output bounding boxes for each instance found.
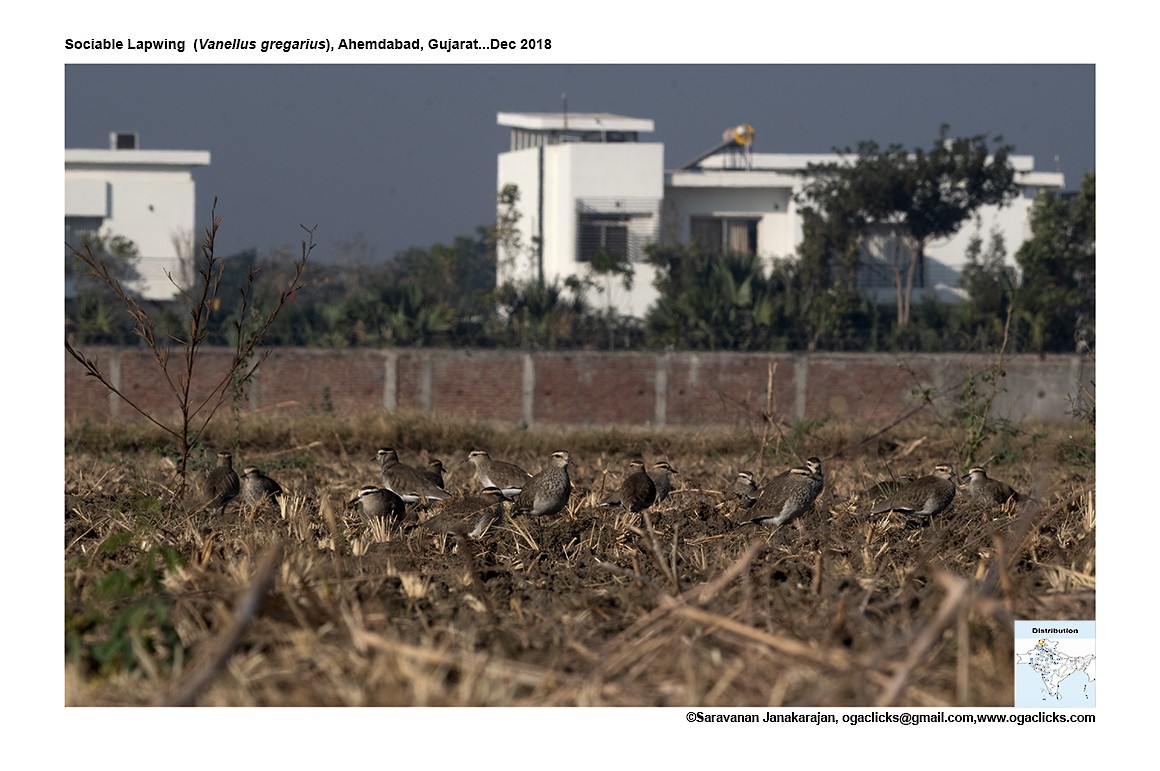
[65,200,313,496]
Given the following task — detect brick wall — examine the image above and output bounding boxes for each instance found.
[65,347,1094,427]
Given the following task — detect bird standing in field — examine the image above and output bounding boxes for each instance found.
[348,485,407,526]
[376,448,451,504]
[422,459,447,490]
[204,451,241,516]
[600,458,657,513]
[647,461,678,505]
[240,465,283,506]
[421,486,508,538]
[732,471,759,508]
[871,464,958,520]
[964,467,1019,505]
[736,457,824,527]
[512,450,574,519]
[464,449,532,499]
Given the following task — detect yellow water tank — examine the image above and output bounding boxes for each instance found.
[723,123,755,146]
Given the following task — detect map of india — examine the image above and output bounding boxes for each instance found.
[1013,621,1095,707]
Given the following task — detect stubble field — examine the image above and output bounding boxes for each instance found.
[64,410,1095,707]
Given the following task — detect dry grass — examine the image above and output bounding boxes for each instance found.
[64,411,1094,707]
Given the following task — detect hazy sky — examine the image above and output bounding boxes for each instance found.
[65,64,1094,263]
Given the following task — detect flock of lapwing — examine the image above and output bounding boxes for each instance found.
[199,447,1023,538]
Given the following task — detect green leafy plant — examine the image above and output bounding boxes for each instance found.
[644,244,791,351]
[797,124,1019,328]
[949,306,1020,467]
[1013,171,1095,353]
[65,232,144,345]
[66,531,185,678]
[954,359,1015,467]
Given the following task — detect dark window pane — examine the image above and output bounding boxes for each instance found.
[690,217,723,254]
[578,215,629,262]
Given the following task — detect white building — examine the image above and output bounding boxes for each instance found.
[496,112,1065,317]
[496,112,664,318]
[65,132,211,301]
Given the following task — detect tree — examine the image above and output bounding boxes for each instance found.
[485,183,604,349]
[66,232,143,345]
[378,284,456,346]
[391,231,495,321]
[794,207,869,350]
[1013,171,1095,352]
[956,227,1017,350]
[491,183,537,283]
[489,276,589,349]
[645,243,791,351]
[798,125,1020,327]
[582,246,636,349]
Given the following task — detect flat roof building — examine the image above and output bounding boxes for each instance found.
[496,112,1065,318]
[65,132,211,301]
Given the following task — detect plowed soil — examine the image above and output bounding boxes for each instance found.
[64,420,1095,707]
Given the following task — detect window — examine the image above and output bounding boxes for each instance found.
[577,214,630,262]
[575,198,659,264]
[690,216,758,255]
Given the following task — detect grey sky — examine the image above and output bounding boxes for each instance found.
[64,64,1094,264]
